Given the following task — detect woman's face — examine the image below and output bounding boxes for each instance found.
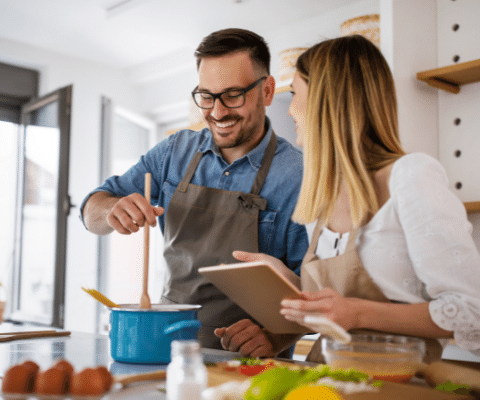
[288,71,308,147]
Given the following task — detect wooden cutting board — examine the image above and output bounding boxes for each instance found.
[207,362,472,400]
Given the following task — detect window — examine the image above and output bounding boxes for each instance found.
[97,98,161,332]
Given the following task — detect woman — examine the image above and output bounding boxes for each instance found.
[215,35,480,361]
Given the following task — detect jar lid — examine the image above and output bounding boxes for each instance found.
[171,340,201,356]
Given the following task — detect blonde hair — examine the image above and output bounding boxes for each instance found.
[292,35,405,227]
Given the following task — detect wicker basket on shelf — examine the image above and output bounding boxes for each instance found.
[278,47,309,86]
[340,14,380,47]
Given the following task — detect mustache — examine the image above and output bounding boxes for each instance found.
[207,115,241,123]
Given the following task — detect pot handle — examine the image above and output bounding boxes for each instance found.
[164,320,202,338]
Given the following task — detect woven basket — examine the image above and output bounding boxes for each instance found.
[340,14,380,47]
[278,47,309,85]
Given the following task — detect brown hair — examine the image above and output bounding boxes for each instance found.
[292,35,405,226]
[195,28,270,75]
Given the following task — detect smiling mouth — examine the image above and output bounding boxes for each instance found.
[213,119,237,129]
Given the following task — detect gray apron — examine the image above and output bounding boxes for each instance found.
[162,133,277,349]
[302,221,442,363]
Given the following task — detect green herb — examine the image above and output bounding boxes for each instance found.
[238,357,264,365]
[435,380,471,394]
[327,367,369,383]
[157,387,166,393]
[204,362,217,367]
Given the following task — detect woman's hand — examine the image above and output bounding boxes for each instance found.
[233,251,301,288]
[233,250,286,270]
[280,288,361,332]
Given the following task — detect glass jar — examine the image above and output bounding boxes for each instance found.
[166,340,207,400]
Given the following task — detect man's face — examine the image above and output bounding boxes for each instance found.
[197,51,270,150]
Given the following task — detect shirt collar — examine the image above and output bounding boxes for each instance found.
[199,117,273,170]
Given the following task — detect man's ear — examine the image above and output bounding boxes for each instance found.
[263,75,276,106]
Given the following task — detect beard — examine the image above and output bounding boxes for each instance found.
[207,115,253,149]
[207,97,265,150]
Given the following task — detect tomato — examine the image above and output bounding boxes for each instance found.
[238,361,275,376]
[239,364,266,376]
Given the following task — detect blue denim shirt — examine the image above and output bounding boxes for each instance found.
[80,118,308,275]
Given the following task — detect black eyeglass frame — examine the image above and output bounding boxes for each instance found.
[191,76,267,109]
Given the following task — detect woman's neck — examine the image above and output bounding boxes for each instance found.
[326,162,395,234]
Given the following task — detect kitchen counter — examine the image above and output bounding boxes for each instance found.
[0,324,476,400]
[0,323,246,399]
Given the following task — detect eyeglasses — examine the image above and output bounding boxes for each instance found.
[191,76,267,109]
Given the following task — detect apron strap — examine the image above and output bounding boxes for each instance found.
[345,227,359,252]
[250,132,277,195]
[177,131,277,195]
[177,151,204,193]
[309,220,324,254]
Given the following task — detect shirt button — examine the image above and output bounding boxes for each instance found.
[225,171,230,176]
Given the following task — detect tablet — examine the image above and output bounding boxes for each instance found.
[198,261,308,334]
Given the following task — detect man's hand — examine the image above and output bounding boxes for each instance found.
[214,319,275,358]
[106,193,163,234]
[83,191,164,235]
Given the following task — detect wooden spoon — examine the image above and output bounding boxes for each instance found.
[115,369,166,388]
[140,173,152,309]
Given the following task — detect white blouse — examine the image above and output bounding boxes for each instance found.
[315,153,480,355]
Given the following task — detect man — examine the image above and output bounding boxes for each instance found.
[81,28,308,352]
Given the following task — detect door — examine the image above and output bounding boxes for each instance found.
[8,85,72,327]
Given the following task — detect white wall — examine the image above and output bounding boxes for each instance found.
[380,0,438,157]
[0,37,143,332]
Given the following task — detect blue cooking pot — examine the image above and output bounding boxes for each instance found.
[109,304,202,364]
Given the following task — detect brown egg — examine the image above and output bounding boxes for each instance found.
[53,359,74,377]
[1,363,37,393]
[95,365,114,392]
[70,368,106,396]
[34,367,69,395]
[21,360,40,378]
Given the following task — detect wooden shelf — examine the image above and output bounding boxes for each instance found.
[416,59,480,94]
[465,201,480,214]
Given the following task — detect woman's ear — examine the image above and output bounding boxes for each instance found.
[263,75,276,106]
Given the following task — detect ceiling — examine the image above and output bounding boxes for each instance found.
[0,0,361,69]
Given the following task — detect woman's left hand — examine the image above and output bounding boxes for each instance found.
[280,288,360,332]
